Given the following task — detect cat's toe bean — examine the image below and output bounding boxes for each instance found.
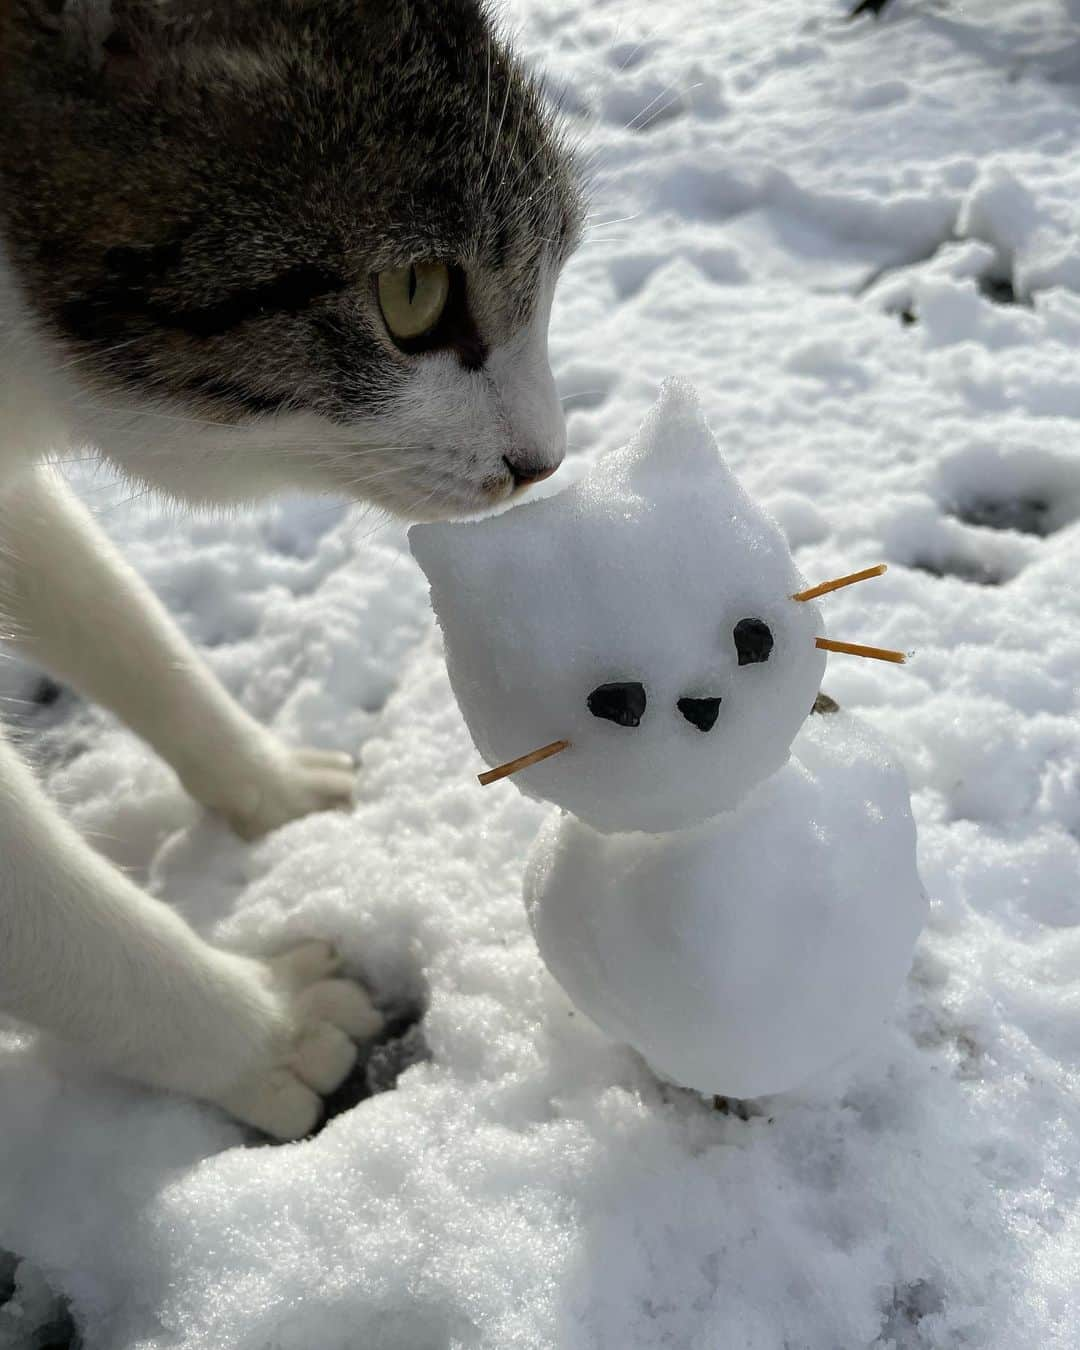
[219,741,356,839]
[310,766,355,810]
[296,748,355,772]
[271,939,341,987]
[210,955,381,1139]
[299,978,384,1040]
[288,756,356,819]
[290,1023,357,1095]
[218,1067,323,1142]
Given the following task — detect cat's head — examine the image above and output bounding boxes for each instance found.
[411,381,828,835]
[0,0,584,515]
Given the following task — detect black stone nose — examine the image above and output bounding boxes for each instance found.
[504,454,559,489]
[587,681,647,728]
[678,696,722,732]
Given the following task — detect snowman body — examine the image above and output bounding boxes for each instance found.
[525,711,925,1098]
[411,380,927,1100]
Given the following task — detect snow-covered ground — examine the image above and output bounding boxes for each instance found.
[4,1,1080,1345]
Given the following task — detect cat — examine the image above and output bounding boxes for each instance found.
[0,0,584,1139]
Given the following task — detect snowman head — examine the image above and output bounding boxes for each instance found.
[410,380,828,834]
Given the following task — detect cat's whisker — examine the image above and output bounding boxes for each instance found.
[408,473,476,517]
[575,141,609,177]
[366,474,460,529]
[478,738,572,786]
[635,83,703,134]
[342,464,481,544]
[93,482,161,518]
[81,405,318,439]
[51,337,143,377]
[77,400,250,431]
[42,453,109,468]
[344,516,391,548]
[793,564,888,602]
[501,144,560,209]
[615,27,660,71]
[624,78,685,132]
[73,403,441,454]
[495,101,529,199]
[544,78,582,120]
[478,71,515,196]
[329,462,422,493]
[583,211,641,229]
[597,10,670,76]
[480,36,493,165]
[815,638,907,665]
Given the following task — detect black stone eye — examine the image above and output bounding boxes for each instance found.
[678,697,722,732]
[587,681,647,728]
[733,618,774,666]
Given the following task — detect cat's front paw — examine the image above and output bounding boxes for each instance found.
[232,746,356,840]
[214,941,383,1140]
[191,741,356,840]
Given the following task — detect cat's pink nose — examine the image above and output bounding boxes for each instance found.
[504,454,560,490]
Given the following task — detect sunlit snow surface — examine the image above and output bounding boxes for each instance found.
[4,1,1080,1346]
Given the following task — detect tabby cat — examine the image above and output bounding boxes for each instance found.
[0,0,584,1138]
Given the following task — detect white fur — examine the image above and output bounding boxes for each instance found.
[0,248,412,1139]
[0,227,567,1135]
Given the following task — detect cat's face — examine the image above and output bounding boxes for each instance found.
[0,0,584,515]
[411,382,828,835]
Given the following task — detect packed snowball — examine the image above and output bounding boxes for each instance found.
[414,380,925,1100]
[410,380,826,834]
[526,711,927,1099]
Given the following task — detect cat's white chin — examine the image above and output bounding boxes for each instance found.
[389,478,516,523]
[89,409,550,521]
[320,455,525,522]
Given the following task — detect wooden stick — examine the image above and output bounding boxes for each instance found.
[478,739,572,786]
[793,564,887,603]
[816,637,907,664]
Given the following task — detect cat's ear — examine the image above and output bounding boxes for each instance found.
[12,0,166,96]
[610,378,737,493]
[0,0,14,77]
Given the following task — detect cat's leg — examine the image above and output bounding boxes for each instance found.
[0,724,382,1137]
[0,465,353,839]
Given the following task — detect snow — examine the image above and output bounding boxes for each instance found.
[4,0,1080,1346]
[526,709,926,1099]
[410,381,827,834]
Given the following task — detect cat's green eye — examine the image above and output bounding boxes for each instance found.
[377,261,451,342]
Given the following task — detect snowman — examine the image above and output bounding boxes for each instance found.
[410,381,926,1100]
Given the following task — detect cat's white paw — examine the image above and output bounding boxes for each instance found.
[191,740,356,840]
[213,941,383,1140]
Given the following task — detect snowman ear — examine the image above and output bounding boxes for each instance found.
[409,512,514,617]
[409,518,477,592]
[615,378,736,490]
